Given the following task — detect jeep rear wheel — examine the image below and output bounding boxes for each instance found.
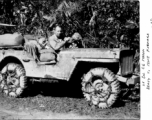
[0,63,27,97]
[82,67,120,109]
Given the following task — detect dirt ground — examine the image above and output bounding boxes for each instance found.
[0,83,140,119]
[0,107,91,119]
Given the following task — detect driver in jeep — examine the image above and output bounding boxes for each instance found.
[24,25,71,63]
[47,25,71,51]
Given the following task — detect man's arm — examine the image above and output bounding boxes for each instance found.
[48,37,67,51]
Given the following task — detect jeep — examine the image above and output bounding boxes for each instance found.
[0,31,139,109]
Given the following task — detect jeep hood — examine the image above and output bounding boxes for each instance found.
[59,48,122,59]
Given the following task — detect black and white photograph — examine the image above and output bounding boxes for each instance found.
[0,0,145,119]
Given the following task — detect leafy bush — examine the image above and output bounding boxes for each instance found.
[0,0,139,50]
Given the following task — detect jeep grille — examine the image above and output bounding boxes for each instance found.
[120,50,134,76]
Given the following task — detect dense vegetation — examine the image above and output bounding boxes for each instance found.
[0,0,139,49]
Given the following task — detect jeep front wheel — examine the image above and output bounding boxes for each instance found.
[0,63,27,97]
[82,67,120,109]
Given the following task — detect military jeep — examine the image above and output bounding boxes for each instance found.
[0,32,139,109]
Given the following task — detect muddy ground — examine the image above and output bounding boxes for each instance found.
[0,82,140,119]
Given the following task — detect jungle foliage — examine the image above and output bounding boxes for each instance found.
[0,0,139,49]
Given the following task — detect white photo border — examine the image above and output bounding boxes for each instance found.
[141,0,152,119]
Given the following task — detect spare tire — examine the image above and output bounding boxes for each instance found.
[0,33,24,47]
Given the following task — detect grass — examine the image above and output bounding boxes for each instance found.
[0,81,140,119]
[0,93,140,119]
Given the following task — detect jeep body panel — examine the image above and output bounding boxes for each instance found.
[0,49,47,78]
[59,48,121,59]
[0,47,133,81]
[55,48,121,80]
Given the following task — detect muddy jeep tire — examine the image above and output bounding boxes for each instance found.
[82,67,120,109]
[0,63,27,97]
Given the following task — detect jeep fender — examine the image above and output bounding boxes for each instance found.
[0,52,46,78]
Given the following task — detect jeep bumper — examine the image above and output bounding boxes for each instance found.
[116,75,140,86]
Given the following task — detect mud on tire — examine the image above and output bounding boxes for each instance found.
[0,63,27,97]
[82,67,120,109]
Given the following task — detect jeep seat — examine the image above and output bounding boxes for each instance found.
[24,34,43,43]
[24,40,56,64]
[39,49,56,62]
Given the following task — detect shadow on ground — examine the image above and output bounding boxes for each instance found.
[24,78,131,108]
[27,78,84,99]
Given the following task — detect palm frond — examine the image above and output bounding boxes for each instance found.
[57,1,80,17]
